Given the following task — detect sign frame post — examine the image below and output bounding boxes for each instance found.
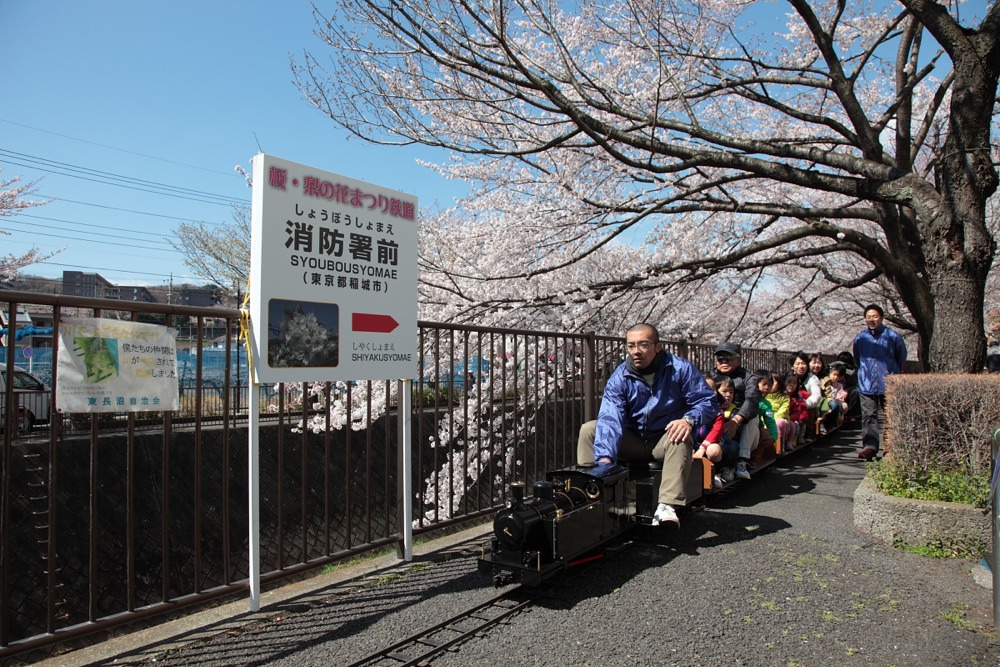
[400,379,413,561]
[245,153,419,608]
[248,383,261,611]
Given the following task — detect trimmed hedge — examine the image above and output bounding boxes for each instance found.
[880,373,999,508]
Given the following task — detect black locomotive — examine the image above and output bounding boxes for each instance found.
[478,459,709,586]
[478,408,841,587]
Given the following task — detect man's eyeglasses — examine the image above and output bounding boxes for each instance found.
[715,354,735,362]
[626,341,657,351]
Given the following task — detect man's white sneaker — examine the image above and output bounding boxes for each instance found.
[735,460,751,480]
[653,503,680,528]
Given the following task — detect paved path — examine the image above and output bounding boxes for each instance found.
[37,424,999,666]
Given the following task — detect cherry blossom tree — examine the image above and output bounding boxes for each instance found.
[170,204,251,296]
[416,203,889,354]
[0,169,56,283]
[294,0,1000,372]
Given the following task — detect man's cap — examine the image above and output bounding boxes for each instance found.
[715,342,740,356]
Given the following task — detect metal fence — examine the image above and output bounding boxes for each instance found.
[1,289,813,660]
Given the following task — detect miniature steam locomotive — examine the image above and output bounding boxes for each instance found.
[478,459,709,586]
[477,410,836,587]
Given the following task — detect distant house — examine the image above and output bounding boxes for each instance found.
[209,334,240,349]
[59,271,225,306]
[61,270,117,298]
[109,285,158,303]
[175,286,219,308]
[0,308,34,352]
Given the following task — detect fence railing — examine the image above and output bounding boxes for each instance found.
[1,288,816,660]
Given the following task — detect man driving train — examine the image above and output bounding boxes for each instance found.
[576,323,717,528]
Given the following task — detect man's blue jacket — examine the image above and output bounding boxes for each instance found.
[852,324,907,395]
[593,351,718,461]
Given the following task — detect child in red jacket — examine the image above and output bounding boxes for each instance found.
[784,374,809,447]
[693,377,739,485]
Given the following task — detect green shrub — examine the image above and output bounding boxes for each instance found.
[869,458,990,509]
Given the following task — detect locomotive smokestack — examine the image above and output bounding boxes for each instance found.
[533,481,554,501]
[509,482,525,507]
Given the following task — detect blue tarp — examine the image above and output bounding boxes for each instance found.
[0,326,54,341]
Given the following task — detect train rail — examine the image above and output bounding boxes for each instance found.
[345,538,634,666]
[343,585,544,667]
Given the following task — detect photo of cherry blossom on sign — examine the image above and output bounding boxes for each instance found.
[267,299,339,368]
[71,336,119,384]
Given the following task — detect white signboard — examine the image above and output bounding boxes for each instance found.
[249,154,418,383]
[56,318,179,412]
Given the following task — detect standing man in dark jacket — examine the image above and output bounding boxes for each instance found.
[852,304,907,460]
[577,323,717,528]
[713,342,760,480]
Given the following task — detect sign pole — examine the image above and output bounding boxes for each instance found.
[248,382,261,611]
[400,379,413,561]
[991,427,999,628]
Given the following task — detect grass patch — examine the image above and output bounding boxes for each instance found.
[876,590,901,612]
[869,459,989,509]
[940,603,976,631]
[893,536,986,560]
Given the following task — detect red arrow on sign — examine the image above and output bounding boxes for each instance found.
[352,313,399,333]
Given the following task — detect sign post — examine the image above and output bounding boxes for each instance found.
[246,154,419,609]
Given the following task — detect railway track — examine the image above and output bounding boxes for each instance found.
[343,584,546,667]
[345,538,635,666]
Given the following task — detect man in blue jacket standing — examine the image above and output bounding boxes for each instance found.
[852,304,908,461]
[577,323,717,528]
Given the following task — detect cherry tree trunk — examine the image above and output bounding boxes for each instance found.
[921,33,998,374]
[925,262,988,373]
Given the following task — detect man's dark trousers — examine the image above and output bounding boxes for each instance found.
[859,393,885,452]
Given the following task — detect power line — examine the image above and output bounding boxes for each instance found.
[0,224,182,253]
[13,213,179,241]
[37,194,240,226]
[0,117,239,177]
[1,148,247,204]
[2,156,239,207]
[0,130,243,285]
[0,148,248,206]
[34,260,201,281]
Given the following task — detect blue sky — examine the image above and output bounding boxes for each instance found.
[2,1,990,289]
[0,0,465,287]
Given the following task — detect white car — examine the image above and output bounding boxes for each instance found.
[0,363,51,432]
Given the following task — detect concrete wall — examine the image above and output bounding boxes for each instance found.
[853,476,991,553]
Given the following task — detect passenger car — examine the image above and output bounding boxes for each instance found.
[0,363,51,432]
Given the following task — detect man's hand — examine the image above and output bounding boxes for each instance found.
[666,418,693,443]
[723,416,741,438]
